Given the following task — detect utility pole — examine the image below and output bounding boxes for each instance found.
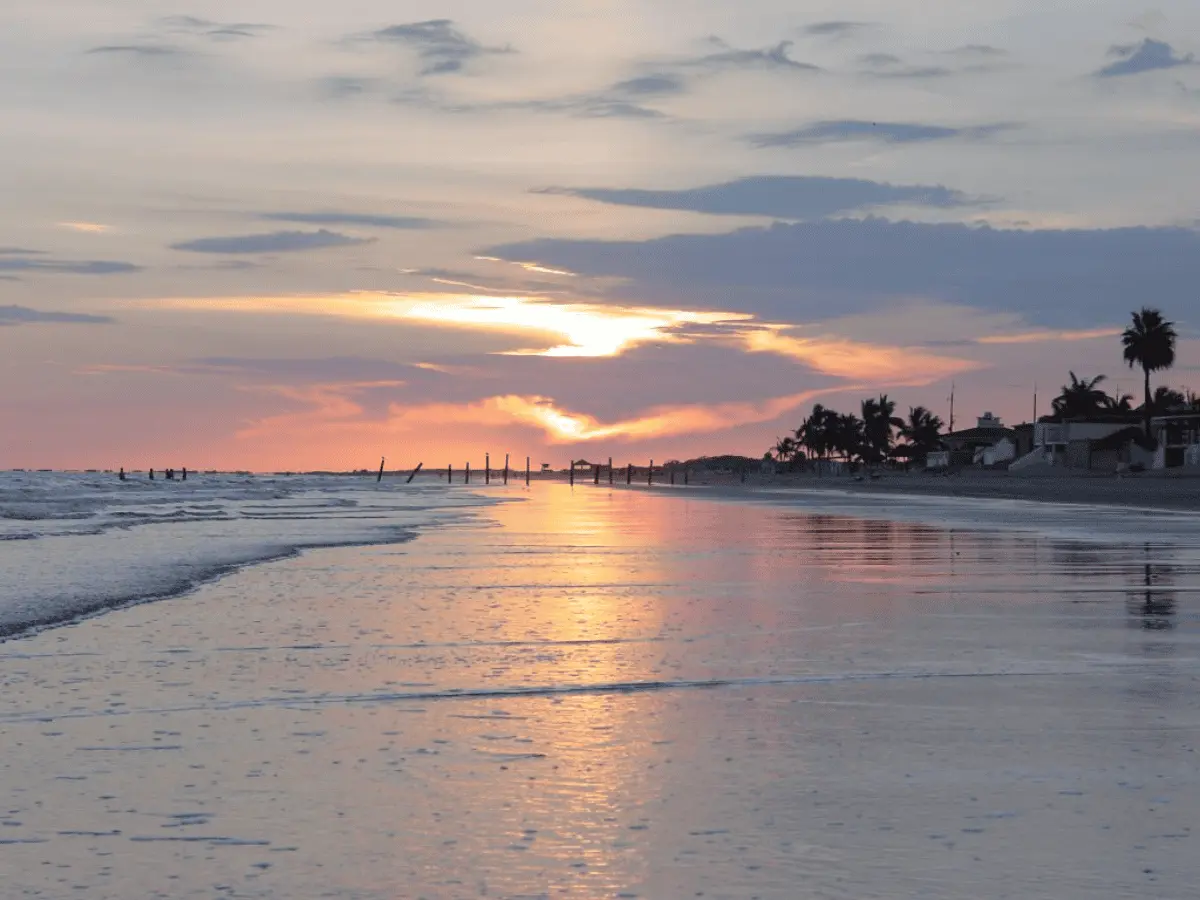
[1033,383,1038,424]
[948,383,956,433]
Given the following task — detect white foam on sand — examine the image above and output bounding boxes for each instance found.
[0,472,494,638]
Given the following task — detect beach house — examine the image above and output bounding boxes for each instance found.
[928,412,1015,469]
[1010,415,1151,473]
[1150,413,1200,469]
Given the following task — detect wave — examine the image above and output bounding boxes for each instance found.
[0,473,497,641]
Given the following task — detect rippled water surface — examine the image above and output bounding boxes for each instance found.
[1,483,1197,898]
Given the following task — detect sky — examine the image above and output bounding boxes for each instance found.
[2,0,1199,471]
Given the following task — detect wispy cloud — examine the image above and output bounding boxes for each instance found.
[536,175,975,220]
[260,212,439,230]
[750,120,1013,148]
[157,15,273,41]
[170,230,374,254]
[803,22,872,38]
[354,19,513,75]
[0,255,139,274]
[975,327,1122,345]
[59,221,113,234]
[86,44,184,58]
[1097,38,1195,77]
[0,305,113,326]
[685,37,820,73]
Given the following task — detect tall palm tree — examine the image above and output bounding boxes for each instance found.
[1122,307,1177,435]
[1052,372,1110,419]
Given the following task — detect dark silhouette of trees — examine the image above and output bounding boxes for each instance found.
[898,406,945,465]
[1122,307,1177,435]
[1052,372,1112,419]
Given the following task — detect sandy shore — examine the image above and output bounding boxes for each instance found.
[464,466,1200,511]
[2,484,1197,898]
[745,469,1200,511]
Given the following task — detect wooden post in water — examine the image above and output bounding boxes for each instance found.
[377,457,386,483]
[406,462,424,484]
[448,464,452,483]
[525,457,531,485]
[608,457,613,485]
[593,464,600,485]
[648,460,653,486]
[569,461,574,486]
[465,462,470,484]
[485,454,490,485]
[626,463,632,484]
[504,454,509,485]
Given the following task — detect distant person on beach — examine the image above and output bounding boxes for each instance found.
[182,467,187,481]
[119,467,125,481]
[149,469,154,481]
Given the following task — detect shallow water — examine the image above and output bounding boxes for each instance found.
[1,484,1197,898]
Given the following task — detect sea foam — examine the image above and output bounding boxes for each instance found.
[0,472,491,638]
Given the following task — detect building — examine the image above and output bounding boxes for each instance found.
[931,412,1015,469]
[1010,415,1150,473]
[1150,414,1200,469]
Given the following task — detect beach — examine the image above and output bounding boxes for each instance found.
[1,478,1198,898]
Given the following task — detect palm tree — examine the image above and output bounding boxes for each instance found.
[860,394,904,466]
[772,436,797,465]
[795,404,830,464]
[1122,307,1177,435]
[1152,386,1186,415]
[1052,372,1111,419]
[832,413,865,465]
[899,406,945,465]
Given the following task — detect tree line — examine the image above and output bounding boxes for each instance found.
[767,306,1183,469]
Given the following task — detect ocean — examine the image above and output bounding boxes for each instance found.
[1,473,1197,898]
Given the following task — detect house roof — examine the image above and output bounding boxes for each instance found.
[945,426,1016,444]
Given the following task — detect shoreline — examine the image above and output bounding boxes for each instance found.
[511,469,1200,513]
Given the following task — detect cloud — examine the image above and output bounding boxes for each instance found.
[59,221,112,234]
[484,218,1200,328]
[975,327,1122,345]
[170,230,374,254]
[86,44,184,58]
[356,19,513,75]
[184,356,445,384]
[260,212,439,230]
[952,44,1006,56]
[611,73,687,96]
[859,52,902,67]
[686,38,819,73]
[535,175,975,220]
[873,65,954,79]
[0,305,113,326]
[157,15,273,40]
[804,22,871,37]
[750,120,1013,147]
[1097,38,1195,77]
[0,255,139,274]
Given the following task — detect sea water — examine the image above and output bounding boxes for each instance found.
[0,471,493,638]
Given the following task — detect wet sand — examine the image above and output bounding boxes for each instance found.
[1,484,1198,898]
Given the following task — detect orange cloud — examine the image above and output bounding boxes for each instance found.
[150,292,748,359]
[233,381,854,448]
[976,327,1122,345]
[740,326,981,384]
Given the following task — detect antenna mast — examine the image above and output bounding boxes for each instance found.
[948,383,956,433]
